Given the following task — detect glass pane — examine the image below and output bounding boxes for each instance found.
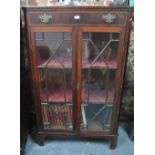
[81,104,112,131]
[35,32,73,130]
[81,32,120,132]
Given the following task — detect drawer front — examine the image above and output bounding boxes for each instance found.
[29,12,127,25]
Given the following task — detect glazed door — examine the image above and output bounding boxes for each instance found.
[31,27,75,131]
[79,27,122,133]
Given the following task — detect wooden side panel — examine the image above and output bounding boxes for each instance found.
[110,11,132,135]
[24,12,43,130]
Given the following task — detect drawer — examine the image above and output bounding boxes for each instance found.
[29,12,127,25]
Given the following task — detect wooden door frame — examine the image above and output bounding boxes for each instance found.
[29,26,78,133]
[27,24,129,135]
[75,25,126,136]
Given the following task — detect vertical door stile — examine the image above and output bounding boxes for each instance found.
[30,28,44,129]
[72,26,77,132]
[110,27,126,134]
[76,27,82,132]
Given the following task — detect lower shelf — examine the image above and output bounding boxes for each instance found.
[41,101,112,132]
[81,121,111,132]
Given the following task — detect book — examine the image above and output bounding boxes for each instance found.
[51,105,56,126]
[81,105,87,128]
[98,106,112,128]
[55,105,60,126]
[48,105,53,126]
[42,104,50,128]
[58,105,63,126]
[41,105,45,123]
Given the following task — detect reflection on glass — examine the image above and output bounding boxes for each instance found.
[35,32,73,130]
[81,104,112,131]
[81,32,120,132]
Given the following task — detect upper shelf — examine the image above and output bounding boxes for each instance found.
[37,58,117,69]
[37,59,72,69]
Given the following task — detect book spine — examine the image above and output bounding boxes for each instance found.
[81,105,87,128]
[62,105,65,127]
[47,104,51,128]
[58,104,62,127]
[51,105,56,127]
[46,104,50,128]
[45,104,48,128]
[41,105,45,124]
[54,105,58,127]
[60,105,63,127]
[70,106,72,122]
[69,105,72,129]
[44,104,48,128]
[62,105,66,127]
[47,104,52,128]
[107,107,112,125]
[48,105,52,126]
[56,104,60,127]
[64,106,69,125]
[67,106,70,125]
[104,107,110,125]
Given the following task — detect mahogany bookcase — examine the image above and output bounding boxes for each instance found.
[23,6,133,149]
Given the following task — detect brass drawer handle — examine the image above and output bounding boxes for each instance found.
[38,13,52,23]
[102,13,116,23]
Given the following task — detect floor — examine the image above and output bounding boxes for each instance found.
[24,126,134,155]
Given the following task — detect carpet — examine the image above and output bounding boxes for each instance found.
[25,126,134,155]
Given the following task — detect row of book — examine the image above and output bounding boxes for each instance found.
[41,103,73,129]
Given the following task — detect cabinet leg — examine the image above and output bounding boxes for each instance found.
[37,135,44,146]
[30,128,45,146]
[110,136,117,149]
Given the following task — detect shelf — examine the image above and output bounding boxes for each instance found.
[37,59,72,69]
[82,59,117,69]
[82,89,114,104]
[37,59,117,69]
[40,88,72,103]
[40,87,114,104]
[81,121,111,132]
